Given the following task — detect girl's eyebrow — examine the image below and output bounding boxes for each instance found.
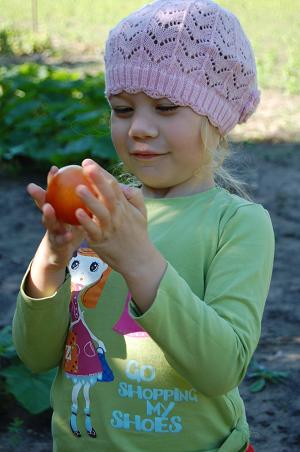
[108,94,132,104]
[109,94,176,104]
[109,93,131,100]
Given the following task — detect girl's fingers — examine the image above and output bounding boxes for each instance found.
[75,208,103,243]
[42,203,74,244]
[120,185,147,218]
[82,159,118,185]
[82,158,95,168]
[27,166,58,211]
[27,183,46,210]
[42,203,67,232]
[42,203,60,229]
[47,165,59,186]
[82,163,122,213]
[82,161,146,219]
[76,185,111,227]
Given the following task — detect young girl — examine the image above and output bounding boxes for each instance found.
[13,1,274,451]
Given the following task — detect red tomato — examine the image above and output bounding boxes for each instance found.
[45,165,95,225]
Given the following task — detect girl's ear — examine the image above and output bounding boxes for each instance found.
[82,267,112,308]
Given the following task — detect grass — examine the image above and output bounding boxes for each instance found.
[0,0,300,93]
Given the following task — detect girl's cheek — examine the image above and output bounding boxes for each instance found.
[111,122,124,139]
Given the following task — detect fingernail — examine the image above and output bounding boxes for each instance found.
[76,185,89,196]
[82,159,94,167]
[27,183,37,192]
[76,208,86,219]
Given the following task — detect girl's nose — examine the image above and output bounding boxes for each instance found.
[128,115,158,140]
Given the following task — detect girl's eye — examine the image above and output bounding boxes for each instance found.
[112,107,132,114]
[157,106,178,112]
[112,106,178,114]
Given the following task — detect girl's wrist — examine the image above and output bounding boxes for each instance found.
[24,233,71,299]
[43,232,72,270]
[26,257,67,299]
[123,245,167,313]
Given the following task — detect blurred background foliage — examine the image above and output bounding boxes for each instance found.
[0,64,116,169]
[0,0,299,171]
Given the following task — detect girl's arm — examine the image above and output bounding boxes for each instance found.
[13,166,84,372]
[25,232,68,298]
[129,204,275,397]
[25,169,85,298]
[13,264,71,373]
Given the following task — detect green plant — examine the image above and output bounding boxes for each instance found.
[0,63,117,169]
[0,28,54,56]
[0,29,14,54]
[246,359,289,393]
[0,325,17,359]
[0,325,56,414]
[7,417,24,447]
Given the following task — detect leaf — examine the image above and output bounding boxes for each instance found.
[64,135,95,154]
[272,371,289,379]
[249,378,266,393]
[5,143,28,159]
[74,110,101,124]
[55,103,90,122]
[4,99,41,125]
[0,364,56,414]
[247,368,289,384]
[0,325,17,359]
[15,116,53,133]
[4,138,39,160]
[92,135,117,159]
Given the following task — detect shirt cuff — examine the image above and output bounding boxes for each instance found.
[19,261,71,307]
[128,261,172,321]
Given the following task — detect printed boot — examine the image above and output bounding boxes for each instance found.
[70,405,81,437]
[84,407,97,438]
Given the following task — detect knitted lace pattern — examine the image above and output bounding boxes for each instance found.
[104,0,260,135]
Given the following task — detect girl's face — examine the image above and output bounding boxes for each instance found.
[109,92,215,198]
[68,254,108,288]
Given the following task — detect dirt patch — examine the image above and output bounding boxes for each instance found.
[1,141,300,451]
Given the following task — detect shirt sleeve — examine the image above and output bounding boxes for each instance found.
[12,263,71,373]
[129,204,275,397]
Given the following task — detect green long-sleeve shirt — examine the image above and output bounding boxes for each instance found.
[13,186,274,452]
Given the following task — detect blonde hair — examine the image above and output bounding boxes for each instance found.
[198,116,251,200]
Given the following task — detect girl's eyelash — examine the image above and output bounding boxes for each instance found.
[112,106,178,113]
[158,106,178,111]
[112,108,132,113]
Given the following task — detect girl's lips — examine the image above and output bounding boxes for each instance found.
[131,152,165,159]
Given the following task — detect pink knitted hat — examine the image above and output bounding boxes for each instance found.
[104,0,260,136]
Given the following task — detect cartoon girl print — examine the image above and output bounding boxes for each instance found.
[63,247,114,438]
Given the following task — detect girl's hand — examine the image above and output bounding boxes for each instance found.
[75,159,149,278]
[27,166,85,269]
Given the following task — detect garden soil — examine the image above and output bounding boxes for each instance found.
[0,99,300,450]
